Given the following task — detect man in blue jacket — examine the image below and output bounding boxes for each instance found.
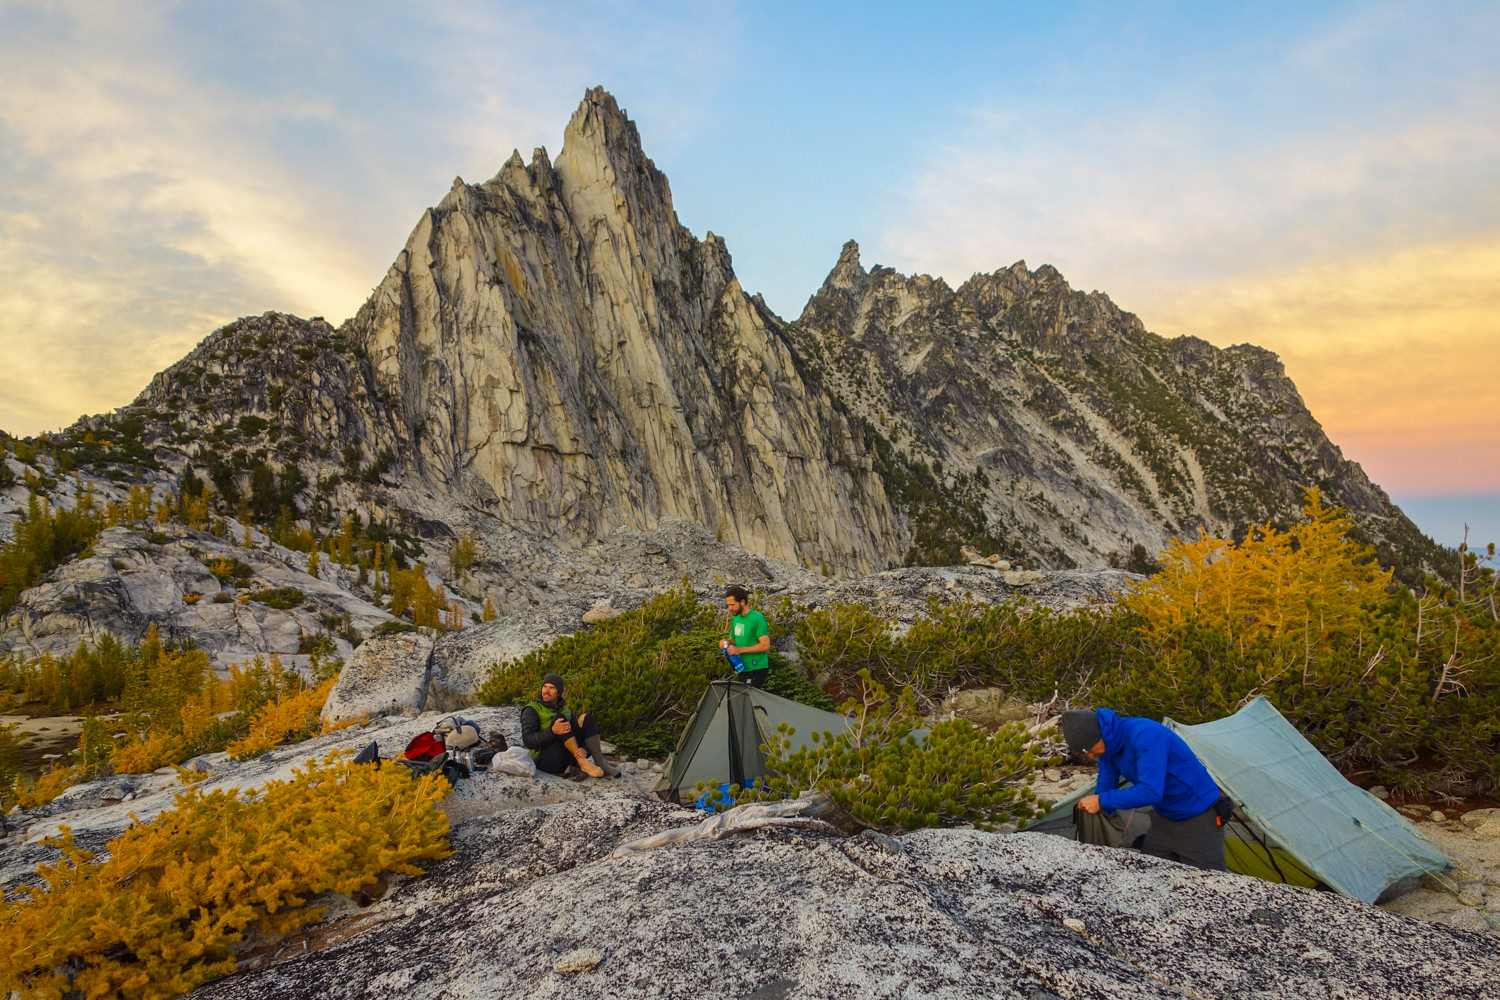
[1062,708,1229,871]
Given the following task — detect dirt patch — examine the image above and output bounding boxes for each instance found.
[1378,810,1500,934]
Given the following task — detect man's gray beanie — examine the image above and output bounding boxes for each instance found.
[1060,709,1102,755]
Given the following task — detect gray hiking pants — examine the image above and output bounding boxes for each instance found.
[1143,801,1228,871]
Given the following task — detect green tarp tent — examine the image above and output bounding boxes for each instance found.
[654,680,854,804]
[1031,697,1450,903]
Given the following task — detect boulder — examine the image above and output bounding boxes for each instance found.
[1461,808,1500,834]
[582,602,621,624]
[321,631,435,725]
[426,603,595,712]
[942,686,1031,728]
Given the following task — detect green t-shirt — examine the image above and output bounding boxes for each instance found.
[729,609,770,672]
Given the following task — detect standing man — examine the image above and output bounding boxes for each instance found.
[721,585,771,688]
[1062,707,1228,872]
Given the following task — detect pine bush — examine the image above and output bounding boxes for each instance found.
[749,670,1041,832]
[0,756,451,1000]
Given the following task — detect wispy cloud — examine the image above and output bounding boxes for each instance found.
[876,3,1500,494]
[0,0,737,435]
[1145,234,1500,495]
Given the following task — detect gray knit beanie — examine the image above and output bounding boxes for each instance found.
[1060,709,1102,756]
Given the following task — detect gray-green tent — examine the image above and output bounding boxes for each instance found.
[1031,697,1450,903]
[654,680,854,804]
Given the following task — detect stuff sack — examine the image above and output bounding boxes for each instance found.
[402,731,446,762]
[489,746,537,778]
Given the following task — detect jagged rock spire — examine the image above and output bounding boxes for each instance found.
[344,88,902,577]
[823,240,868,292]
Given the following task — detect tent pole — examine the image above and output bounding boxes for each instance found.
[727,681,747,788]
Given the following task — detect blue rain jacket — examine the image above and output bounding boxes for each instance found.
[1095,708,1221,821]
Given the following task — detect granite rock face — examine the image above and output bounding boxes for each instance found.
[344,88,900,577]
[185,788,1495,1000]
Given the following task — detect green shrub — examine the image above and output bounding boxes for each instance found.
[249,586,304,610]
[793,596,1133,708]
[237,415,268,437]
[746,670,1042,832]
[373,620,417,636]
[479,581,719,755]
[762,652,836,710]
[208,556,254,584]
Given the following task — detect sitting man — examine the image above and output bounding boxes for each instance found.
[520,673,619,778]
[1063,707,1228,872]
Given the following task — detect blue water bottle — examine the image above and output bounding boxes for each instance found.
[723,648,745,673]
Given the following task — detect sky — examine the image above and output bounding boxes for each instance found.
[1,0,1496,547]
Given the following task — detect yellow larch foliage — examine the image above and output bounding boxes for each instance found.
[1122,487,1391,659]
[183,492,209,531]
[0,755,451,1000]
[179,676,233,743]
[225,676,336,760]
[113,668,233,774]
[111,729,186,775]
[390,563,445,627]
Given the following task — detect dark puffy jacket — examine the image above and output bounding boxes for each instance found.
[520,699,576,754]
[1095,708,1220,821]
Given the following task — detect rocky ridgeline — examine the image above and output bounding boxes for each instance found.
[791,241,1431,571]
[1,711,1494,1000]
